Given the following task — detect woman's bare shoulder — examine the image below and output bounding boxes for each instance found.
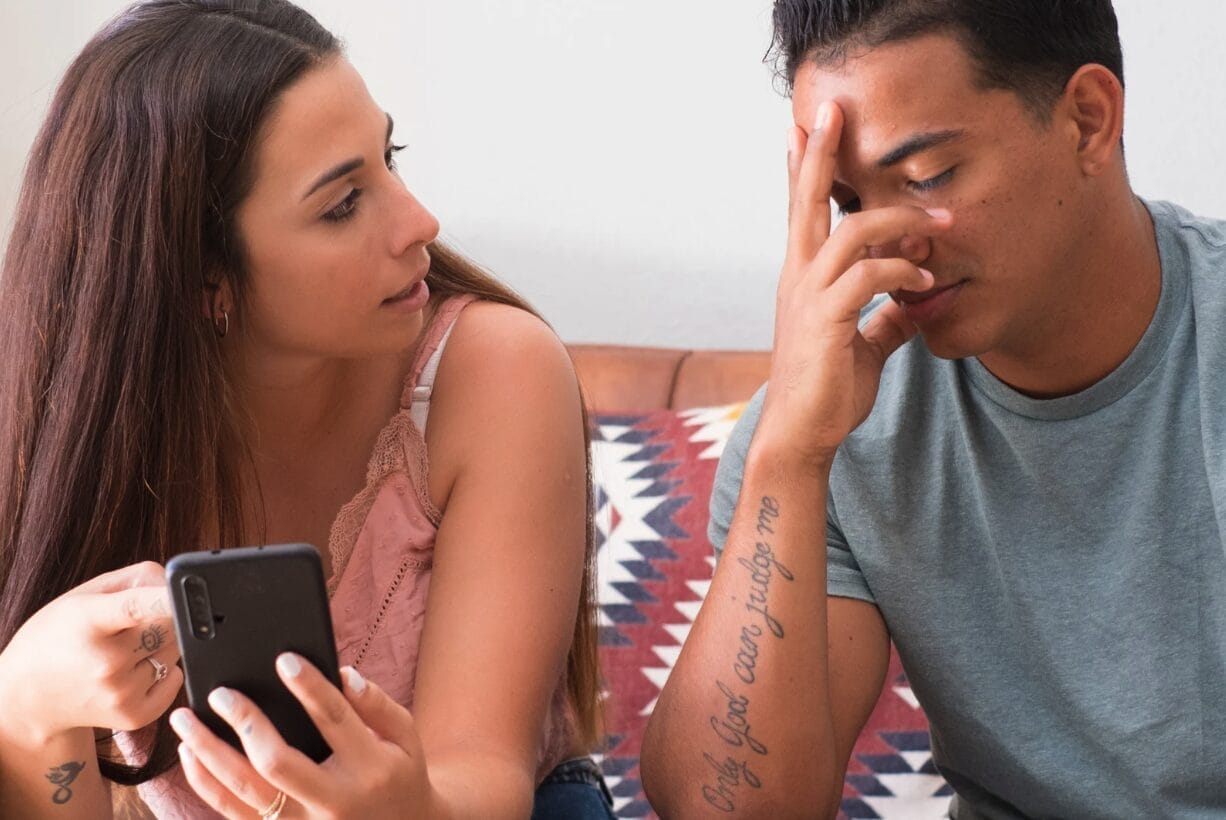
[438,300,576,394]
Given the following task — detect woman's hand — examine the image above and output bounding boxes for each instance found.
[0,562,182,743]
[171,654,435,820]
[758,100,953,468]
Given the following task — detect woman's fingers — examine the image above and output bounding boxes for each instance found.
[339,666,420,755]
[68,561,165,597]
[271,653,381,759]
[133,643,183,697]
[177,743,260,820]
[86,585,173,635]
[170,706,294,815]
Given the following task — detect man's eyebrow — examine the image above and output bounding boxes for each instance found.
[876,129,966,168]
[302,113,395,201]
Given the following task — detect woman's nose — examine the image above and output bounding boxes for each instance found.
[389,185,440,256]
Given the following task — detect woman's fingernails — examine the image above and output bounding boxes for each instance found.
[277,653,303,679]
[919,268,935,285]
[343,666,367,695]
[178,743,195,764]
[925,207,952,220]
[787,128,799,157]
[208,687,235,714]
[169,710,192,737]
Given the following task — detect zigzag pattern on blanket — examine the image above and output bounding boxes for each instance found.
[589,405,952,819]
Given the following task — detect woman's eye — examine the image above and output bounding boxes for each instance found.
[385,143,406,171]
[323,188,363,223]
[909,167,956,193]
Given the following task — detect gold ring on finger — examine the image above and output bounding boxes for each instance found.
[258,790,286,819]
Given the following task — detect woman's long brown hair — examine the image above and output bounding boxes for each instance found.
[0,0,600,785]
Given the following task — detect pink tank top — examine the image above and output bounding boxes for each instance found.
[125,295,578,817]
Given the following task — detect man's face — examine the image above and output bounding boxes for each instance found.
[793,33,1086,361]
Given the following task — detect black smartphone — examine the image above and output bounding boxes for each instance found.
[167,543,341,763]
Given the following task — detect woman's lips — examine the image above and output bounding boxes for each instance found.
[381,279,430,312]
[891,280,968,324]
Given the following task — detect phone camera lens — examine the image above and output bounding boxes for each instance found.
[181,575,216,641]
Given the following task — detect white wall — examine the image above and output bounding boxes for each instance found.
[2,1,1223,349]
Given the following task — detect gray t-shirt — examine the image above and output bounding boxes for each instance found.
[710,200,1226,818]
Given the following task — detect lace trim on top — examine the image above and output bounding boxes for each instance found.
[325,294,478,594]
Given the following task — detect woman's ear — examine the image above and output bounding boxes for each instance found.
[202,279,235,336]
[1058,64,1125,177]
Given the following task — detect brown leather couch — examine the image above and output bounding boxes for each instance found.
[567,344,770,411]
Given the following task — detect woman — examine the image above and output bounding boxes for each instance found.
[0,1,609,817]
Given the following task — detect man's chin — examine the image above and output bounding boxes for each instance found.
[914,323,991,362]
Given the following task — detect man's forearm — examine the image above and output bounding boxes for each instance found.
[643,444,840,817]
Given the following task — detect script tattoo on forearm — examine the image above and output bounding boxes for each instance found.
[135,623,168,654]
[699,496,794,813]
[46,761,85,804]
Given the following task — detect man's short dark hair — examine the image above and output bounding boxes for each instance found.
[769,0,1124,122]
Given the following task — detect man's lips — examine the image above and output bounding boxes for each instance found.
[892,279,967,305]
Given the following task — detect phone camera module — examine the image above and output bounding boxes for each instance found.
[182,575,217,641]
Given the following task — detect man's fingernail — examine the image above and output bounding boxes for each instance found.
[926,207,952,220]
[178,743,195,764]
[208,687,235,713]
[919,268,935,284]
[277,653,303,679]
[815,102,831,131]
[343,666,367,695]
[787,128,799,157]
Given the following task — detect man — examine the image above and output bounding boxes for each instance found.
[640,1,1226,817]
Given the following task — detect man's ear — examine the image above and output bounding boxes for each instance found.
[1058,64,1125,177]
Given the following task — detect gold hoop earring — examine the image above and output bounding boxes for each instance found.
[214,310,229,339]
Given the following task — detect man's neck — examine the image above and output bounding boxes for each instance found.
[977,191,1162,399]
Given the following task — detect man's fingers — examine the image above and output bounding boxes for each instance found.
[821,259,933,324]
[787,101,843,266]
[817,206,953,288]
[340,666,419,754]
[860,299,921,364]
[786,125,804,225]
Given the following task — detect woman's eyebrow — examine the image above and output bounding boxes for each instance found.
[301,114,395,201]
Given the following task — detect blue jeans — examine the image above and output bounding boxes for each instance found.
[531,757,617,820]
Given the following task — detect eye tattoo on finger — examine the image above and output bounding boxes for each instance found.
[135,623,168,654]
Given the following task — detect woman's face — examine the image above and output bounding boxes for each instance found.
[231,58,439,361]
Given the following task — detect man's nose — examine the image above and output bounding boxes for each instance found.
[867,234,932,263]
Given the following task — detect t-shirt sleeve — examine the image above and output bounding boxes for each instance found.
[709,385,877,605]
[709,386,767,560]
[825,495,876,604]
